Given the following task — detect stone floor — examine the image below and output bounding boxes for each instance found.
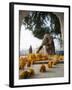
[31,63,64,78]
[19,62,64,79]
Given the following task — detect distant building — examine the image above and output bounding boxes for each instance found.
[29,45,32,53]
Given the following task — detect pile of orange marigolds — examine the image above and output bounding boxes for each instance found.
[19,53,64,79]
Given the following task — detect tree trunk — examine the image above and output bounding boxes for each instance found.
[37,34,55,55]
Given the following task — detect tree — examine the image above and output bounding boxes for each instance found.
[22,11,61,54]
[23,11,61,39]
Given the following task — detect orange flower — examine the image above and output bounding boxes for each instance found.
[48,61,53,68]
[19,56,28,69]
[40,64,46,72]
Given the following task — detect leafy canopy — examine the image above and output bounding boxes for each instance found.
[23,11,61,39]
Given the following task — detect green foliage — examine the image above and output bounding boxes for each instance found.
[33,27,50,39]
[23,11,61,39]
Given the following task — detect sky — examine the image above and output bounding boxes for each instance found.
[20,24,42,51]
[20,24,61,51]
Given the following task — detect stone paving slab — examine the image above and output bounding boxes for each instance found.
[19,63,64,79]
